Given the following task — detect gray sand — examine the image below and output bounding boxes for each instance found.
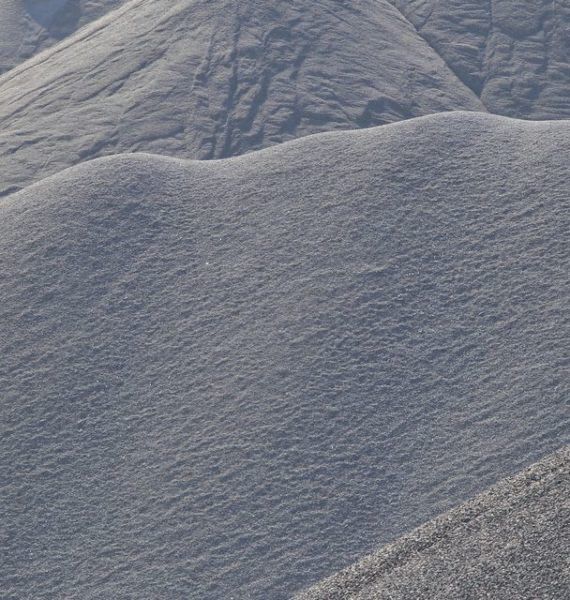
[0,0,485,197]
[0,1,125,74]
[0,2,568,597]
[1,112,568,598]
[1,1,569,200]
[298,446,570,600]
[390,0,570,119]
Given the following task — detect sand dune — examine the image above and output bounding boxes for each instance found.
[0,0,484,197]
[298,446,570,599]
[1,112,568,598]
[1,2,568,200]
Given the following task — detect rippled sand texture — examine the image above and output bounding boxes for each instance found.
[1,113,568,599]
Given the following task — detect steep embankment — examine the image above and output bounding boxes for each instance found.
[1,113,568,598]
[0,0,483,197]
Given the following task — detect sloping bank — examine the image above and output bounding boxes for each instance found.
[298,446,570,600]
[1,112,568,598]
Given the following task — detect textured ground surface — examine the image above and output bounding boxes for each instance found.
[1,2,568,200]
[1,112,568,599]
[0,0,125,74]
[0,0,486,197]
[298,446,570,600]
[390,0,570,119]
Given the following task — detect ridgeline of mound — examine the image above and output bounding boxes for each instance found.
[1,112,568,598]
[0,0,483,197]
[298,446,570,600]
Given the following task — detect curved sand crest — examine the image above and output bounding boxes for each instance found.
[0,0,483,197]
[297,446,570,599]
[1,113,569,598]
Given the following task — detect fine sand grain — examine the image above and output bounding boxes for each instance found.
[298,446,570,599]
[1,112,568,598]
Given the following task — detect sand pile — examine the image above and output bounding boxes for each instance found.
[2,112,568,598]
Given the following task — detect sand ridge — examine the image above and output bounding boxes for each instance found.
[1,112,568,598]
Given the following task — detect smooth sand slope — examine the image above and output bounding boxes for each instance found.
[0,0,484,197]
[298,446,570,599]
[0,0,125,74]
[1,112,568,598]
[390,0,570,119]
